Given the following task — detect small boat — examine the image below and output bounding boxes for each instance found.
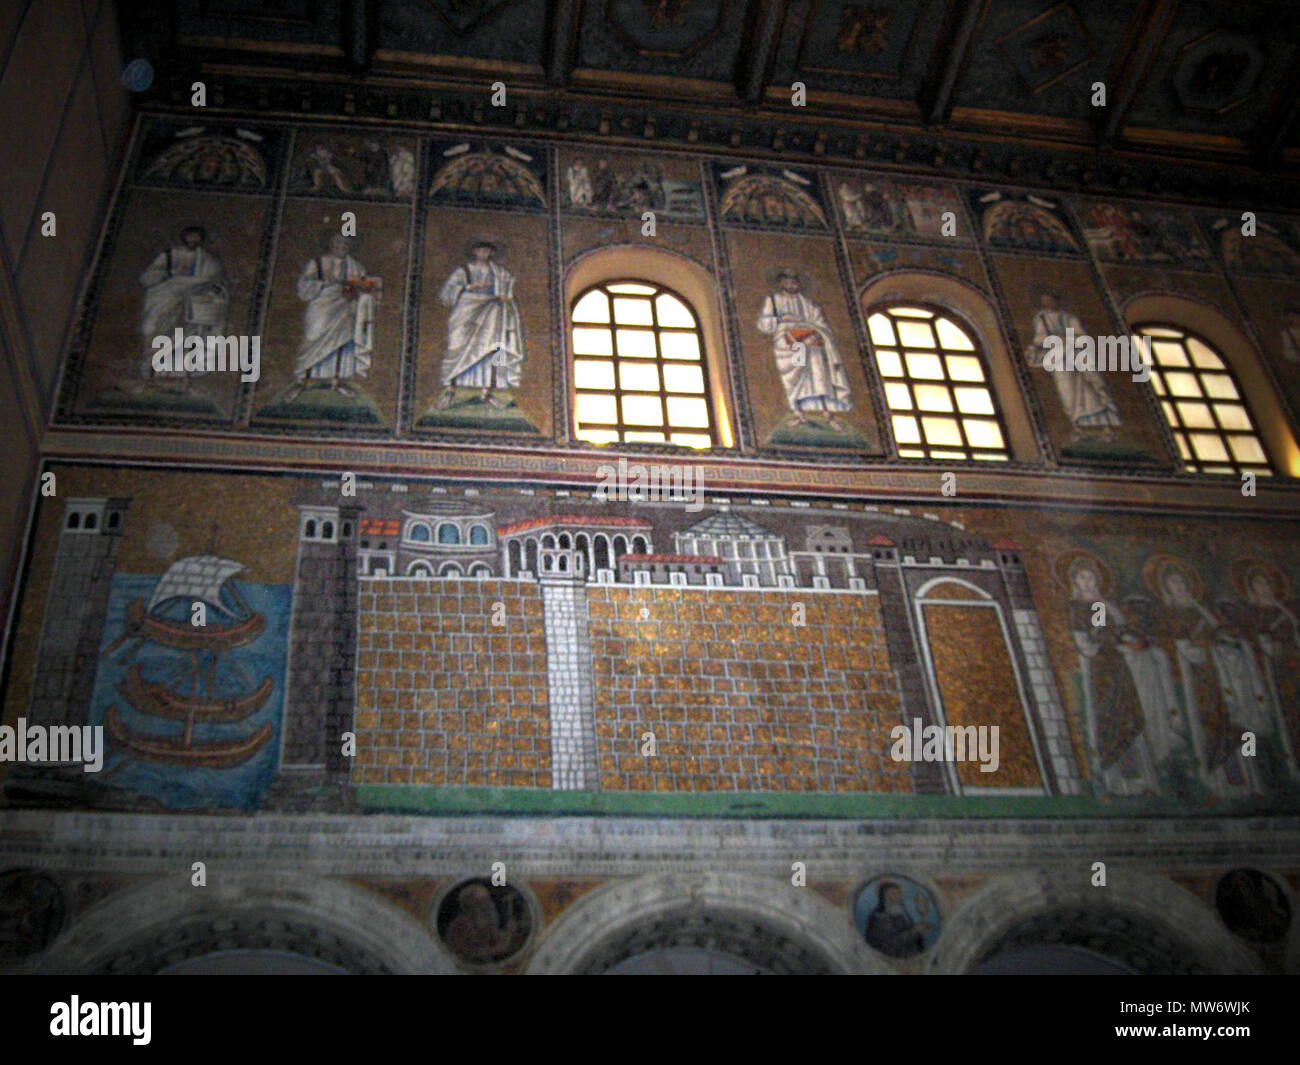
[100,555,274,769]
[115,665,271,724]
[118,596,264,654]
[104,706,272,769]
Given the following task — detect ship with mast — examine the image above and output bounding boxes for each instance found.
[102,555,273,768]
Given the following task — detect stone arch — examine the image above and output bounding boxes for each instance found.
[525,872,887,975]
[439,561,463,577]
[407,559,434,577]
[30,874,452,975]
[1122,292,1300,476]
[860,270,1041,463]
[565,244,736,448]
[913,575,992,600]
[926,870,1263,975]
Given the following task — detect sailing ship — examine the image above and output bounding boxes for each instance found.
[102,555,273,768]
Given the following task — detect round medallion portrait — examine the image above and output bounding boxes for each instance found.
[434,878,534,966]
[1215,868,1291,944]
[853,874,941,959]
[0,869,65,963]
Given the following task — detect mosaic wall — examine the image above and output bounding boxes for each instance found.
[355,579,550,788]
[4,462,1299,819]
[51,115,1300,466]
[587,587,901,793]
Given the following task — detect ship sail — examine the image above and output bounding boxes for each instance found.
[147,555,248,617]
[103,552,272,769]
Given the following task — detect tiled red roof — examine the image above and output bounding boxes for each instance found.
[868,534,895,547]
[990,538,1021,550]
[360,518,401,536]
[620,554,723,565]
[496,514,653,536]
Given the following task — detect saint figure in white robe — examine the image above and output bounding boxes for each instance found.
[285,234,377,399]
[137,226,228,388]
[566,160,593,207]
[435,241,524,410]
[838,183,866,230]
[756,270,851,429]
[1025,291,1121,440]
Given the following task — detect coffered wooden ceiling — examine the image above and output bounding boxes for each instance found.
[120,1,1299,191]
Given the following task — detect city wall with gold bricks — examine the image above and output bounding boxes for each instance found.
[588,586,906,793]
[354,579,550,787]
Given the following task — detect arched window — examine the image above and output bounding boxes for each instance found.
[304,519,317,539]
[437,522,461,545]
[84,512,98,530]
[867,304,1009,461]
[1134,323,1271,476]
[469,524,489,545]
[407,560,434,577]
[322,521,334,539]
[67,512,81,530]
[408,522,432,543]
[570,280,715,448]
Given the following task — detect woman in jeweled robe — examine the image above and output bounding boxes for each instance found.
[1151,560,1269,796]
[1237,564,1300,776]
[1066,557,1181,795]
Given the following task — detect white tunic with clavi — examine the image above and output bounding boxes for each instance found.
[438,261,524,390]
[756,291,851,413]
[138,245,228,376]
[1027,307,1121,430]
[294,253,375,379]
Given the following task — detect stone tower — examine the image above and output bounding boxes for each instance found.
[537,546,599,791]
[27,497,129,729]
[280,501,363,777]
[862,533,948,795]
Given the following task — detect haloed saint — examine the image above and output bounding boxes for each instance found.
[434,238,524,411]
[135,224,229,392]
[282,232,381,401]
[756,267,852,432]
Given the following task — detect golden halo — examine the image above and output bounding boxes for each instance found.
[1141,553,1203,602]
[1228,556,1290,602]
[1052,547,1114,598]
